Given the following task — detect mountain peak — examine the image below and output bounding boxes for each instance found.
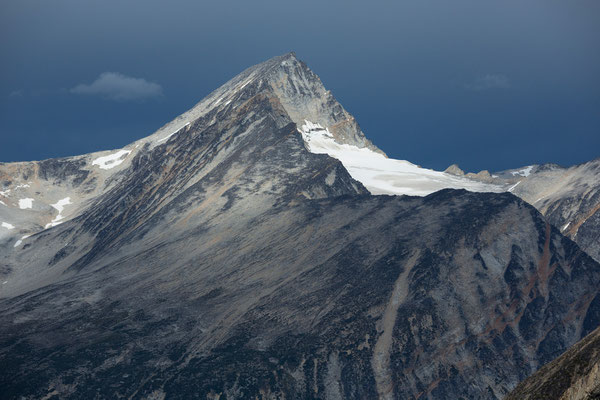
[2,52,600,400]
[236,51,300,79]
[145,52,383,154]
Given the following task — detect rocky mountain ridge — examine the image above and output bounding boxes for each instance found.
[0,53,599,399]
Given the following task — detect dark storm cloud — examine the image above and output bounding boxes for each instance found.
[465,74,510,91]
[70,72,163,102]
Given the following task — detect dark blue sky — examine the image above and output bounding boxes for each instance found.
[1,0,599,172]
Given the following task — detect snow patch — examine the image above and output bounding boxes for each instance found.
[1,222,15,230]
[0,200,6,206]
[507,181,521,192]
[13,234,31,248]
[92,150,131,170]
[299,120,502,197]
[562,222,571,232]
[18,198,33,209]
[511,166,533,177]
[157,122,190,143]
[51,197,71,213]
[45,197,72,229]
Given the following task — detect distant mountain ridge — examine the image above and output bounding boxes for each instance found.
[440,160,600,263]
[504,159,600,263]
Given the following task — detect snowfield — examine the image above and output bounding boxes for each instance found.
[299,120,503,196]
[511,166,534,177]
[92,150,132,170]
[18,198,34,209]
[13,234,31,248]
[45,197,72,229]
[1,222,15,230]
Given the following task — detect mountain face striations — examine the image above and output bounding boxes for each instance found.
[506,326,600,400]
[1,53,599,399]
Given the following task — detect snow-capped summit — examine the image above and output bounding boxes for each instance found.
[1,52,599,400]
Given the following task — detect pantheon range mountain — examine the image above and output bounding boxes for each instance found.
[1,53,599,399]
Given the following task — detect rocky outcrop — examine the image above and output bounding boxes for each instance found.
[466,169,494,183]
[444,164,465,176]
[506,327,600,400]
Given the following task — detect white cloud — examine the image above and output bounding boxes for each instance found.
[71,72,163,101]
[466,74,510,91]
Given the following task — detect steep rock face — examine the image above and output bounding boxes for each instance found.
[506,326,600,400]
[412,160,600,264]
[506,159,600,263]
[265,54,382,153]
[2,187,600,400]
[0,53,599,400]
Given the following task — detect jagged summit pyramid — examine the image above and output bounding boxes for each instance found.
[1,52,378,296]
[146,51,382,153]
